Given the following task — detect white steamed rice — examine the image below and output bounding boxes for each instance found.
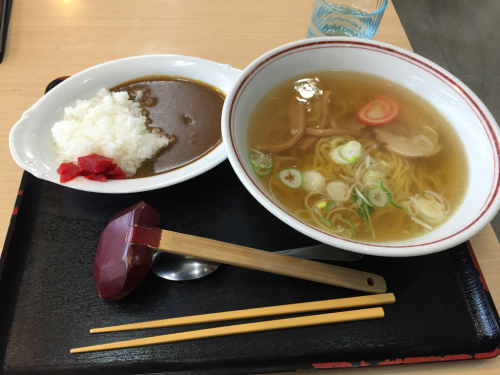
[51,88,169,176]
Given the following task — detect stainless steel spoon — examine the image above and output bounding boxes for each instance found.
[152,244,363,281]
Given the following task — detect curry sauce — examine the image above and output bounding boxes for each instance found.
[111,75,224,178]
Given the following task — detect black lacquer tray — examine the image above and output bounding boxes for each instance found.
[0,80,499,375]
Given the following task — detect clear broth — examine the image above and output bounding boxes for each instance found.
[247,71,469,243]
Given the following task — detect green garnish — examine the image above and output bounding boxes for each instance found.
[326,200,336,212]
[367,187,389,208]
[346,217,357,240]
[252,165,271,177]
[353,189,360,203]
[320,215,333,228]
[249,152,273,170]
[354,191,375,240]
[380,181,403,209]
[356,203,374,220]
[339,141,362,163]
[330,141,362,165]
[278,168,303,189]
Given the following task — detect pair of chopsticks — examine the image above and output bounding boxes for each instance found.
[71,293,395,353]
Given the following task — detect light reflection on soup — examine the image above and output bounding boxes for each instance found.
[246,71,468,243]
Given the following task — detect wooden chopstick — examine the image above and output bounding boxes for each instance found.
[91,293,395,333]
[72,307,384,353]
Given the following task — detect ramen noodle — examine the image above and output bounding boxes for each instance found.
[246,71,468,242]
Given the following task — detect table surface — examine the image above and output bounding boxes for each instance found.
[0,1,498,374]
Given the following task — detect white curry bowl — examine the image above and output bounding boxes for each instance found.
[221,38,500,257]
[9,55,241,194]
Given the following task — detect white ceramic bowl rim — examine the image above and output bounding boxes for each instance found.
[223,38,500,256]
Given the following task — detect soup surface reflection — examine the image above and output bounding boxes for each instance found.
[246,71,468,242]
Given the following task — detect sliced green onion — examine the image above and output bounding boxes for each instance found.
[346,217,357,240]
[380,181,403,209]
[423,190,448,209]
[356,204,375,240]
[320,215,333,228]
[249,151,273,170]
[367,188,388,208]
[419,198,441,218]
[403,201,414,216]
[326,181,350,202]
[414,196,447,224]
[330,146,351,165]
[356,203,374,220]
[339,141,362,163]
[326,200,336,212]
[278,168,303,189]
[353,189,360,203]
[354,187,373,207]
[252,165,271,177]
[354,192,375,240]
[402,190,449,229]
[362,168,387,187]
[302,170,326,192]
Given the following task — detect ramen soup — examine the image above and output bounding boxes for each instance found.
[246,71,469,242]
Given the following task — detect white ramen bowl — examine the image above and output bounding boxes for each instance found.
[221,38,500,257]
[9,55,241,194]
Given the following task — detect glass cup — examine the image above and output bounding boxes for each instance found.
[307,0,388,39]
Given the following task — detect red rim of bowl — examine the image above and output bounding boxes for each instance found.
[226,38,500,255]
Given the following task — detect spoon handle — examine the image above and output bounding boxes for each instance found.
[131,226,386,294]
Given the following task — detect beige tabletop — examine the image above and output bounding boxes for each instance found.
[0,0,499,373]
